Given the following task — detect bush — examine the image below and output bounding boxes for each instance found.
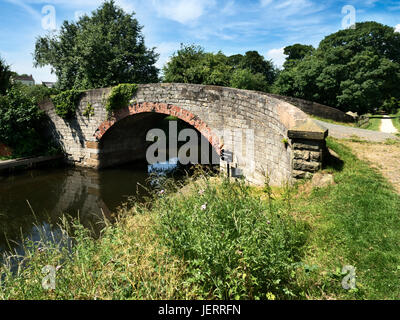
[0,85,46,156]
[154,178,308,299]
[105,83,138,114]
[20,84,59,105]
[382,97,400,114]
[52,89,84,119]
[230,68,269,92]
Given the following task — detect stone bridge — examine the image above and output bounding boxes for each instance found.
[40,83,329,186]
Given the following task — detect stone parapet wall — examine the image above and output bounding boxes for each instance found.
[268,93,353,123]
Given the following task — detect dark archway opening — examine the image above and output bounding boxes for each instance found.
[96,112,220,195]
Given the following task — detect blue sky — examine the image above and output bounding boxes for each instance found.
[0,0,399,83]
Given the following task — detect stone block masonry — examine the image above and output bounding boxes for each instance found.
[39,83,329,186]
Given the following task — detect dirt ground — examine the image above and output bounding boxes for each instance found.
[342,140,400,194]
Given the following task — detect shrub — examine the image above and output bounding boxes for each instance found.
[154,177,308,299]
[20,84,59,105]
[230,68,268,92]
[0,85,46,156]
[382,97,400,114]
[52,89,84,119]
[105,83,138,114]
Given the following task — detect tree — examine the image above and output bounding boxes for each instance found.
[163,45,274,92]
[238,51,278,85]
[230,68,268,92]
[34,0,159,90]
[274,22,400,114]
[163,44,232,86]
[282,44,315,69]
[0,57,11,95]
[0,84,46,156]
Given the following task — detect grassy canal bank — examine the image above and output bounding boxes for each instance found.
[1,138,400,300]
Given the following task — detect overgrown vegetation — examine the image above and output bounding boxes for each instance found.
[1,138,400,299]
[0,83,56,157]
[154,178,308,299]
[105,83,138,114]
[52,89,84,119]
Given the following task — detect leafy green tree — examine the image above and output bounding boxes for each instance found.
[238,51,278,85]
[0,84,46,156]
[34,0,159,90]
[282,44,315,69]
[275,22,400,114]
[163,45,274,92]
[0,57,11,95]
[163,44,232,86]
[230,68,268,92]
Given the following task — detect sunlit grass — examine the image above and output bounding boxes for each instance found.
[1,138,400,300]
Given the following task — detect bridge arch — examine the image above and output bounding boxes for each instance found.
[94,103,222,168]
[95,102,222,154]
[40,83,328,185]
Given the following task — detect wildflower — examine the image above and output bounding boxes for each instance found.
[38,247,44,253]
[201,203,207,211]
[56,265,62,271]
[159,189,165,195]
[267,220,271,225]
[198,189,205,195]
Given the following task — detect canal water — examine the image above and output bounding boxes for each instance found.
[0,158,187,259]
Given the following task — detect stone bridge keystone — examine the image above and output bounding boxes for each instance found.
[40,83,329,186]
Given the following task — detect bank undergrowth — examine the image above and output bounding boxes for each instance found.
[1,138,400,300]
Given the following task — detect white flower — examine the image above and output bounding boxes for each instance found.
[198,189,205,195]
[201,203,207,211]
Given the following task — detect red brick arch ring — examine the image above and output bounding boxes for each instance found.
[94,102,223,155]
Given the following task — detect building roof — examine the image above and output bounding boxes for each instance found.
[14,75,34,82]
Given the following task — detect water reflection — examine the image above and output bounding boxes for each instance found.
[0,158,183,257]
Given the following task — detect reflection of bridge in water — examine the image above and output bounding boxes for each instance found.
[0,160,164,255]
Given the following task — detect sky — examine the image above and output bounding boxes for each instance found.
[0,0,399,83]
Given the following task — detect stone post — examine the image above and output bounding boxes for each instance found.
[288,120,328,179]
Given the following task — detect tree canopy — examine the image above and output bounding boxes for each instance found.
[34,0,159,91]
[282,44,315,69]
[163,44,277,92]
[274,22,400,114]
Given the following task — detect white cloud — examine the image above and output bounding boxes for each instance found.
[151,0,215,24]
[266,47,287,68]
[395,24,400,33]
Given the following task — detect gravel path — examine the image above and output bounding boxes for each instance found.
[314,120,399,142]
[380,116,398,134]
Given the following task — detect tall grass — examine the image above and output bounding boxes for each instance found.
[293,138,400,299]
[153,177,308,299]
[1,138,400,300]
